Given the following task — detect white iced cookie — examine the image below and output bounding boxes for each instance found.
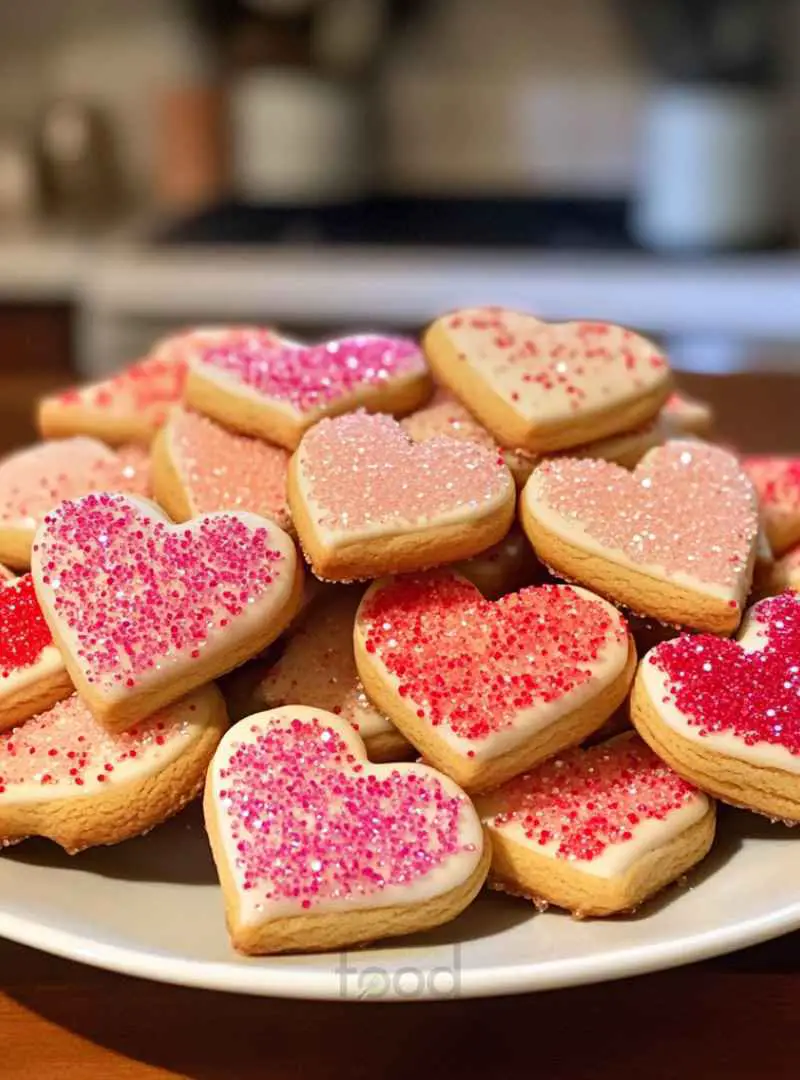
[423,308,672,453]
[0,685,227,853]
[476,732,715,916]
[204,706,489,955]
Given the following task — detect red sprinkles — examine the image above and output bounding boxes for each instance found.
[650,592,800,754]
[0,574,53,677]
[218,716,474,907]
[360,576,628,741]
[488,735,698,862]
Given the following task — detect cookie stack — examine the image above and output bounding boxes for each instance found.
[0,311,795,959]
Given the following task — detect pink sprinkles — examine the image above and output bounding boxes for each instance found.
[35,493,287,691]
[219,716,473,908]
[489,736,698,862]
[198,333,425,414]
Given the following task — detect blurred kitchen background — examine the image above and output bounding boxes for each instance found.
[0,0,799,451]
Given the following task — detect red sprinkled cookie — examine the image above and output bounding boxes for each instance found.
[204,706,489,954]
[423,308,672,453]
[476,732,714,916]
[522,441,759,633]
[633,591,800,821]
[152,406,291,531]
[186,331,432,450]
[354,573,635,792]
[248,589,411,762]
[32,493,303,731]
[0,574,72,731]
[0,437,150,569]
[0,684,227,853]
[743,456,800,556]
[288,411,515,581]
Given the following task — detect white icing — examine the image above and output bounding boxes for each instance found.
[440,310,669,424]
[355,582,630,764]
[209,706,485,925]
[643,602,800,774]
[31,495,298,704]
[0,688,213,806]
[0,644,65,699]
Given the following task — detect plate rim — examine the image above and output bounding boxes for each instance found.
[2,897,799,1001]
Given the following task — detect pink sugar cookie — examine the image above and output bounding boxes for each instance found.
[0,685,227,853]
[252,588,411,762]
[424,308,672,453]
[32,492,302,731]
[0,436,150,569]
[288,411,515,581]
[152,406,291,531]
[204,705,488,954]
[0,574,72,731]
[633,591,800,821]
[186,331,432,450]
[743,456,800,556]
[355,573,635,792]
[477,732,714,916]
[522,440,759,633]
[37,327,261,446]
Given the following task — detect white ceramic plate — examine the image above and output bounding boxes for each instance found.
[0,802,797,1001]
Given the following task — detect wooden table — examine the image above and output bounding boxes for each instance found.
[1,369,798,1078]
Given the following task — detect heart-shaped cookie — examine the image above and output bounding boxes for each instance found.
[633,591,800,821]
[288,411,515,581]
[424,308,672,453]
[251,589,411,762]
[476,732,714,916]
[38,327,260,446]
[204,705,488,954]
[0,437,150,568]
[354,573,635,791]
[0,574,73,731]
[186,332,432,450]
[32,493,302,731]
[152,406,291,531]
[743,456,800,556]
[522,441,759,633]
[0,684,227,853]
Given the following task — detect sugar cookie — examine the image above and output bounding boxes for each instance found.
[401,388,537,486]
[0,574,72,731]
[424,308,671,453]
[32,492,302,731]
[355,573,635,792]
[633,591,800,822]
[204,706,489,954]
[522,441,759,633]
[0,437,150,569]
[476,732,714,916]
[249,589,411,761]
[662,390,714,436]
[743,456,800,556]
[767,546,800,595]
[0,685,227,853]
[454,526,541,600]
[186,332,432,450]
[288,411,515,582]
[151,406,291,531]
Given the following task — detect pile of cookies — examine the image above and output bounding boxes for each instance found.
[0,310,796,958]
